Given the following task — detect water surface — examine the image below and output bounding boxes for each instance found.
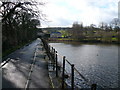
[49,42,119,88]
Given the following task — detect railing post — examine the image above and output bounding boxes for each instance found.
[48,45,50,53]
[52,47,54,53]
[53,49,55,70]
[62,56,66,89]
[91,84,97,90]
[53,49,56,63]
[55,51,58,77]
[46,42,49,51]
[50,47,53,58]
[48,45,51,60]
[53,49,55,58]
[71,64,74,90]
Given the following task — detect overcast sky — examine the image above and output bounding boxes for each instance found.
[39,0,119,27]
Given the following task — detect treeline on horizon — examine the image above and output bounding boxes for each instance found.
[1,1,43,57]
[48,21,120,43]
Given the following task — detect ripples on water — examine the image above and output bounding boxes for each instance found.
[49,42,119,88]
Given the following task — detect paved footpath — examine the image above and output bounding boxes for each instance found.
[2,38,50,89]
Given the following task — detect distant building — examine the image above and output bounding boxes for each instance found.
[50,32,62,38]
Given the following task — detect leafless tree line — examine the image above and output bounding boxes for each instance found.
[0,0,45,56]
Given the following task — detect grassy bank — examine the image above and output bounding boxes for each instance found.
[2,40,35,59]
[48,38,120,44]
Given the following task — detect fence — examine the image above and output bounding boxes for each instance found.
[41,38,97,90]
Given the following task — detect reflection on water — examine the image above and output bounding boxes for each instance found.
[49,42,119,88]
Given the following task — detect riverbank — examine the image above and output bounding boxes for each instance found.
[48,38,120,45]
[2,39,36,61]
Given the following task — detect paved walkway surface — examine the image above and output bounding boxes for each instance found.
[2,38,50,89]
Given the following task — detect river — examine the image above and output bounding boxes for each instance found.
[49,42,119,88]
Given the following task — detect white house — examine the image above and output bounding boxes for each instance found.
[50,32,62,38]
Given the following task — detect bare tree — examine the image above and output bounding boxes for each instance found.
[71,22,84,40]
[1,1,45,56]
[99,22,107,30]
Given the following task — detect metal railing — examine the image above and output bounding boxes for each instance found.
[0,58,11,68]
[41,38,97,90]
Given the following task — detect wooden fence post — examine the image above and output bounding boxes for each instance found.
[62,56,66,89]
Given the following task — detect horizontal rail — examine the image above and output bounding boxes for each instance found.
[0,58,11,68]
[65,59,72,66]
[41,38,97,90]
[56,53,90,85]
[73,67,91,86]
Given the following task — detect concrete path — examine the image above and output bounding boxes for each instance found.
[2,38,50,89]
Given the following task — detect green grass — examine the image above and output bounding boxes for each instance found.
[2,40,34,58]
[2,43,25,58]
[112,38,117,41]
